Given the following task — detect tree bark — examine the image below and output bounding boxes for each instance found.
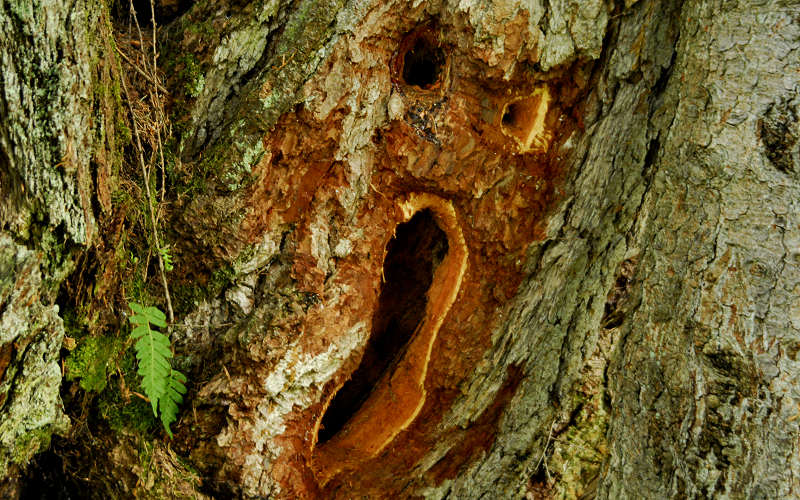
[1,0,799,498]
[0,0,112,486]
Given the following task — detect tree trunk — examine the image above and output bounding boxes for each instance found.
[1,0,799,498]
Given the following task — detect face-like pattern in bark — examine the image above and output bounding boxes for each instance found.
[199,11,585,498]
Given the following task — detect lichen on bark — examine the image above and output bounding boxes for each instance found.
[0,235,70,477]
[0,0,118,484]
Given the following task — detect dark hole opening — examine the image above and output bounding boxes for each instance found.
[113,0,193,26]
[20,449,83,500]
[402,37,446,89]
[502,102,520,127]
[317,209,449,444]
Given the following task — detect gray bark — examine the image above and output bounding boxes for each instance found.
[1,0,799,498]
[0,0,103,480]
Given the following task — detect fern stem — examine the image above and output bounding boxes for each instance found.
[119,55,174,324]
[119,0,174,323]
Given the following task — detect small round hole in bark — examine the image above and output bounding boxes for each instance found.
[500,88,552,153]
[316,209,449,444]
[401,37,446,90]
[502,102,520,126]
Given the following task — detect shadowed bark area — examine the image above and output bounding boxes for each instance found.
[1,0,799,498]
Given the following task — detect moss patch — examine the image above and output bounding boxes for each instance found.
[97,349,159,436]
[65,335,125,393]
[11,428,54,466]
[547,393,609,499]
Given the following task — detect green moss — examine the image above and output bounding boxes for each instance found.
[98,391,159,435]
[170,282,205,318]
[176,54,205,98]
[65,335,124,393]
[116,117,131,145]
[170,255,243,317]
[61,307,88,339]
[175,454,200,477]
[185,19,216,37]
[113,221,159,308]
[209,263,236,298]
[61,303,157,436]
[547,393,610,499]
[97,350,159,435]
[10,427,53,465]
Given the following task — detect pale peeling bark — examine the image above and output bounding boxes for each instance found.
[0,236,69,479]
[2,0,799,498]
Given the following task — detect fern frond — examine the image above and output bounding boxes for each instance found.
[135,334,172,415]
[160,369,187,438]
[128,302,186,438]
[159,246,174,272]
[128,302,173,416]
[145,305,167,328]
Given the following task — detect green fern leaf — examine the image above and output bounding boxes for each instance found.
[159,246,174,272]
[160,369,187,438]
[128,302,186,438]
[128,302,172,416]
[144,306,167,328]
[135,334,171,415]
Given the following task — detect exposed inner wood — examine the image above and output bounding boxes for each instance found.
[500,87,552,153]
[236,23,573,494]
[312,193,468,485]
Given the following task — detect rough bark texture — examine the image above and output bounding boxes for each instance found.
[0,0,112,481]
[1,0,799,498]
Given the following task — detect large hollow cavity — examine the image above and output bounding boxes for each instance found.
[402,36,446,90]
[317,209,449,444]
